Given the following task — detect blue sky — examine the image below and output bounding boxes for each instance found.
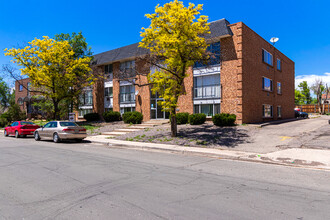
[1,0,329,87]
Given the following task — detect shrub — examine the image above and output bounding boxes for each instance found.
[212,113,236,126]
[122,111,143,124]
[0,117,8,128]
[6,104,26,122]
[103,111,121,122]
[188,113,206,125]
[83,113,100,122]
[176,112,190,125]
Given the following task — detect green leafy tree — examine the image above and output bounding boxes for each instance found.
[298,81,312,104]
[55,32,95,113]
[139,0,210,137]
[295,89,305,105]
[4,37,94,119]
[0,77,11,109]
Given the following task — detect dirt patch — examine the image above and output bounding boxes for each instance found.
[77,121,127,136]
[116,123,255,149]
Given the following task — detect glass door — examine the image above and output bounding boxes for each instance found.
[150,91,169,119]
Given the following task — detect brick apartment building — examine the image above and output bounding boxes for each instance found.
[16,19,295,124]
[15,78,38,118]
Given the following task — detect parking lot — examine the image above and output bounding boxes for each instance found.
[236,115,330,153]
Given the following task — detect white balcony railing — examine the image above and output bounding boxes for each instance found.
[194,85,221,99]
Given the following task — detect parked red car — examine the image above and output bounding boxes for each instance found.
[4,121,40,138]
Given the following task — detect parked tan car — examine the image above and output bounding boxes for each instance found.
[34,121,87,143]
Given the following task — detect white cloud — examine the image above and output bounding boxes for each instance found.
[295,72,330,89]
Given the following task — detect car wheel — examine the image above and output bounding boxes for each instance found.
[4,130,8,137]
[53,133,61,143]
[34,132,41,141]
[15,131,20,138]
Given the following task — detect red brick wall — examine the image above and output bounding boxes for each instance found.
[135,59,151,121]
[220,23,243,123]
[240,22,295,123]
[112,62,120,112]
[15,78,31,112]
[177,67,194,114]
[93,66,105,117]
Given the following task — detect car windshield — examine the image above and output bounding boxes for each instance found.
[60,122,78,127]
[21,122,35,125]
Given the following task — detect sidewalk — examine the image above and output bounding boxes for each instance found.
[86,135,330,171]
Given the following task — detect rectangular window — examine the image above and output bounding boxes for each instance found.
[105,87,113,97]
[277,106,282,118]
[120,85,135,103]
[120,107,135,114]
[262,49,273,66]
[277,82,282,94]
[105,64,113,80]
[80,90,93,106]
[263,104,273,118]
[120,60,135,77]
[19,84,23,91]
[262,77,273,92]
[194,41,220,68]
[194,74,221,99]
[193,104,220,116]
[277,59,281,71]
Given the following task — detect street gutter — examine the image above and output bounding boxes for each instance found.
[86,137,330,171]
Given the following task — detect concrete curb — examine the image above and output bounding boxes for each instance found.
[86,138,330,171]
[256,118,305,128]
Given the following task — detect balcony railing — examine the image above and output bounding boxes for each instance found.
[120,93,135,103]
[194,85,221,99]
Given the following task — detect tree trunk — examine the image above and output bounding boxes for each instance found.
[170,109,177,137]
[53,99,59,120]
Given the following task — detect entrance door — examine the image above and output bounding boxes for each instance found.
[150,92,169,119]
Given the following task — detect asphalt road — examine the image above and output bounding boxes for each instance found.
[0,136,329,220]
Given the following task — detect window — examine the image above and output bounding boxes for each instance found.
[78,109,93,117]
[277,59,281,71]
[262,77,273,92]
[60,122,77,127]
[19,84,23,91]
[120,60,135,77]
[18,98,23,105]
[80,90,93,106]
[277,106,282,118]
[193,104,220,116]
[263,104,273,118]
[120,85,135,103]
[105,87,113,97]
[194,74,221,98]
[277,82,282,94]
[105,64,113,80]
[120,107,135,114]
[262,49,273,66]
[194,42,220,68]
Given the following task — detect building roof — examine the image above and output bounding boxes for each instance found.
[93,18,232,65]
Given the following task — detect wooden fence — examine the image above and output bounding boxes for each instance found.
[295,104,330,113]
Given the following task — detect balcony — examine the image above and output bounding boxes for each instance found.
[120,93,135,103]
[194,85,221,99]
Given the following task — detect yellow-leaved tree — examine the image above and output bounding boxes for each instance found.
[139,0,210,137]
[4,36,93,119]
